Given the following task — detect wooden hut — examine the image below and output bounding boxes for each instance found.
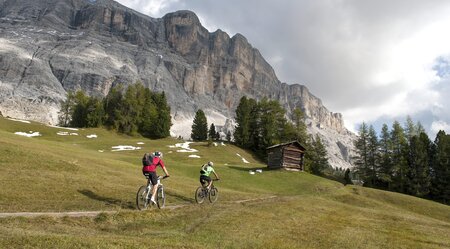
[266,141,306,170]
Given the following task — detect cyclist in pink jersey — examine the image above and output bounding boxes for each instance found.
[142,151,169,204]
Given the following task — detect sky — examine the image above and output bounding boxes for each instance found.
[115,0,450,137]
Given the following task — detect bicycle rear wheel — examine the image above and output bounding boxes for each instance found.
[209,187,219,203]
[195,186,206,204]
[136,186,150,210]
[156,185,165,209]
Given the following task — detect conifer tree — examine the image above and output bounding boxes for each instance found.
[152,92,172,138]
[430,130,450,203]
[406,132,431,197]
[70,90,90,127]
[310,134,330,175]
[103,84,124,130]
[391,121,408,192]
[234,96,252,147]
[367,125,380,186]
[58,91,76,127]
[191,109,208,141]
[209,123,216,140]
[379,124,393,189]
[226,131,232,142]
[353,122,370,185]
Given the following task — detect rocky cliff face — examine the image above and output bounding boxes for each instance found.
[0,0,354,168]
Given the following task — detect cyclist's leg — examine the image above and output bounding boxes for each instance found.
[206,176,212,189]
[149,172,158,203]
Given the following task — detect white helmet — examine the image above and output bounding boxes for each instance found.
[207,161,213,167]
[154,151,163,158]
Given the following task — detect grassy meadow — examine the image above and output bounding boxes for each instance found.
[0,116,449,248]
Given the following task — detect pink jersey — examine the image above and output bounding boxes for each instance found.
[142,156,165,172]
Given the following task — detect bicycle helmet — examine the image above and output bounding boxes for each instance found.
[154,151,163,158]
[207,161,213,167]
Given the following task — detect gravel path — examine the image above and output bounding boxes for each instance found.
[0,196,277,218]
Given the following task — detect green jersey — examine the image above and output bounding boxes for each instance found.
[201,164,215,177]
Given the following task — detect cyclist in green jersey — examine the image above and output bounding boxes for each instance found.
[200,161,220,189]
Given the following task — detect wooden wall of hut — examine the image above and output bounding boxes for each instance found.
[282,144,304,170]
[267,147,283,169]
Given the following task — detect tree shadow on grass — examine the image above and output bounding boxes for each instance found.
[78,189,134,209]
[167,191,195,204]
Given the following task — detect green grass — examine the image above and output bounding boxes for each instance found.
[0,116,449,248]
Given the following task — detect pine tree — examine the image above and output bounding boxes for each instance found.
[353,122,370,185]
[70,90,90,127]
[138,87,158,138]
[292,108,309,143]
[406,132,431,197]
[310,134,330,175]
[58,91,76,127]
[367,125,380,187]
[209,123,216,140]
[85,97,104,127]
[379,124,393,189]
[430,130,450,203]
[344,168,352,185]
[391,121,408,193]
[191,109,208,141]
[103,84,124,130]
[234,96,252,147]
[152,92,172,138]
[226,131,232,142]
[215,131,220,141]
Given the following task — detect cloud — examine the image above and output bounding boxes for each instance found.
[431,121,450,134]
[116,0,450,136]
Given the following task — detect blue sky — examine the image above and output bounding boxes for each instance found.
[116,0,450,138]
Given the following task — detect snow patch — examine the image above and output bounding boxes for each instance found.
[169,142,198,153]
[189,155,201,158]
[86,134,97,138]
[256,169,263,173]
[111,145,141,152]
[15,131,41,137]
[7,118,30,123]
[220,142,226,146]
[47,125,79,131]
[98,150,104,153]
[249,170,255,175]
[236,153,250,164]
[137,142,145,145]
[213,142,218,147]
[57,131,78,136]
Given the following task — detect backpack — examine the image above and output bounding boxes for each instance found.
[142,153,154,166]
[200,164,207,174]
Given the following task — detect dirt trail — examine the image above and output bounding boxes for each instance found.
[0,196,277,218]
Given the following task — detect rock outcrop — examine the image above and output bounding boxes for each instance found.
[0,0,354,168]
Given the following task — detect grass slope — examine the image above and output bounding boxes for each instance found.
[0,117,449,248]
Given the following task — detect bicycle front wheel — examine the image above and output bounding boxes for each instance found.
[156,185,165,209]
[136,186,150,210]
[195,186,206,204]
[209,187,219,203]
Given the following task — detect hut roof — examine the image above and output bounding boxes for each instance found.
[266,141,306,151]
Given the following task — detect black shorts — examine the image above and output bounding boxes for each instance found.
[143,171,158,185]
[200,175,211,186]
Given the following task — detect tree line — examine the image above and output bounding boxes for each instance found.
[58,83,172,139]
[353,117,450,204]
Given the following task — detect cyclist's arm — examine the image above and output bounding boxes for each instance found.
[159,160,170,177]
[213,171,219,180]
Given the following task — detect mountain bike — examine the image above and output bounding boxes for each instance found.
[195,179,219,204]
[136,175,168,210]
